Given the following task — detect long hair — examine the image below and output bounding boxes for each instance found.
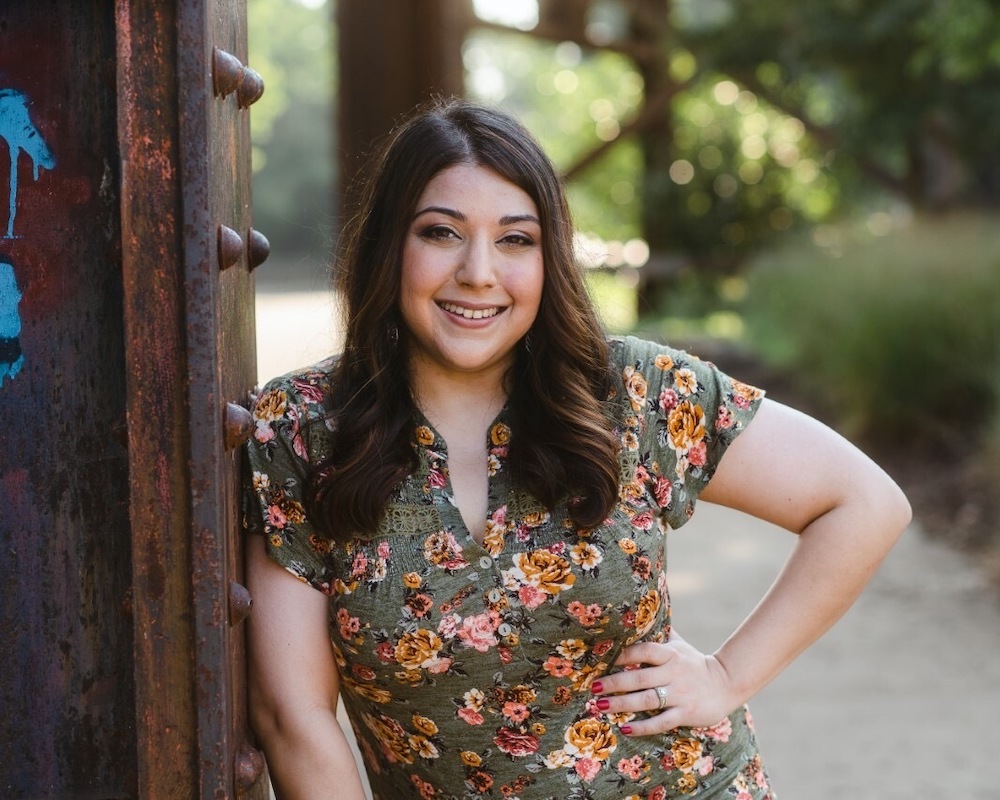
[306,98,621,538]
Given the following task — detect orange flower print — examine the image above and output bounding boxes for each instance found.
[630,589,661,641]
[415,425,435,446]
[502,549,576,609]
[564,718,617,761]
[490,421,511,446]
[673,368,699,395]
[623,366,648,412]
[423,530,469,571]
[654,353,674,371]
[666,400,706,453]
[394,629,448,672]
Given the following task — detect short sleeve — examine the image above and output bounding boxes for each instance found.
[613,336,765,529]
[243,365,339,594]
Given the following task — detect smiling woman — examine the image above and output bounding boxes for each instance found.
[243,98,910,800]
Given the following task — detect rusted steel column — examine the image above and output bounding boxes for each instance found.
[0,3,136,797]
[116,0,199,796]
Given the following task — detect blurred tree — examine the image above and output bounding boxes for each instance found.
[337,0,472,218]
[248,0,335,266]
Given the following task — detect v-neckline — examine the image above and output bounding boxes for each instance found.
[413,406,508,552]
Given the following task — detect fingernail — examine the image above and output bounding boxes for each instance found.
[596,698,610,711]
[590,681,603,694]
[620,725,633,735]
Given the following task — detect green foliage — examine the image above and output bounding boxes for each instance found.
[248,0,335,260]
[742,213,1000,447]
[464,29,644,242]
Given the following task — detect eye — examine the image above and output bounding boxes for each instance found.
[417,224,459,241]
[498,232,537,249]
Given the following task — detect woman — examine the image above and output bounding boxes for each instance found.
[244,99,910,799]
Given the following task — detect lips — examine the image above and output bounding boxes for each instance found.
[439,301,503,320]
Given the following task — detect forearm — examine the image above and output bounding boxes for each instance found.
[713,498,907,704]
[257,705,368,800]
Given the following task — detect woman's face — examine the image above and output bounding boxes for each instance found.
[399,162,544,389]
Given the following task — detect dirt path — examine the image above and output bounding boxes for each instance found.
[671,502,1000,799]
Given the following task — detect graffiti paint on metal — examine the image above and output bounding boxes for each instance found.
[0,88,56,238]
[0,261,23,386]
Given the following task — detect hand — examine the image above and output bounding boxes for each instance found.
[590,630,741,736]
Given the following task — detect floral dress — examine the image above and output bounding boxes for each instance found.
[244,336,774,800]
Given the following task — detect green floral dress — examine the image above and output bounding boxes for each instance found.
[245,336,774,800]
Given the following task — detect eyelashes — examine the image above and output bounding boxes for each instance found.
[416,225,537,248]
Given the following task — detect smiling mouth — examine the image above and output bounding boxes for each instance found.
[439,301,503,320]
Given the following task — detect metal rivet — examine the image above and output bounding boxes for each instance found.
[224,402,255,449]
[234,745,265,791]
[229,581,253,625]
[237,66,265,108]
[218,224,244,271]
[247,228,270,271]
[213,47,245,98]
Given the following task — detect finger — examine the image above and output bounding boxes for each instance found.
[613,640,674,668]
[595,685,670,716]
[619,708,684,737]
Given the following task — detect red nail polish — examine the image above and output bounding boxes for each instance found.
[590,681,603,694]
[596,698,610,711]
[620,725,633,735]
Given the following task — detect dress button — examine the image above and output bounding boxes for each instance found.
[498,623,512,636]
[487,588,503,603]
[478,555,493,569]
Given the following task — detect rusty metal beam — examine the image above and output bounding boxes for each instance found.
[116,0,200,796]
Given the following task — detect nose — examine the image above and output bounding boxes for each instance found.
[455,235,497,288]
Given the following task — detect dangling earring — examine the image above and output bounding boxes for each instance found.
[523,332,534,354]
[388,324,399,343]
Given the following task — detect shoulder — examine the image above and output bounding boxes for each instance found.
[254,356,339,421]
[250,356,340,465]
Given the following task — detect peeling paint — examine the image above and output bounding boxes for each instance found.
[0,261,23,385]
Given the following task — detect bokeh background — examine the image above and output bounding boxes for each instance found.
[247,2,1000,795]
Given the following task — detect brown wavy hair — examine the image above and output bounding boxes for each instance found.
[306,98,621,539]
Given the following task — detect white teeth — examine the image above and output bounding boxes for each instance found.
[440,302,500,319]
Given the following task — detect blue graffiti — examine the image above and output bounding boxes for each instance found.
[0,261,23,386]
[0,88,55,238]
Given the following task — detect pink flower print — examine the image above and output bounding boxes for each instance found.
[716,404,735,429]
[567,601,604,627]
[350,552,368,578]
[617,755,644,780]
[376,540,391,559]
[427,467,447,489]
[696,755,715,776]
[631,510,654,531]
[649,787,666,800]
[455,708,486,725]
[692,716,732,743]
[254,421,275,443]
[688,440,708,467]
[457,612,498,652]
[659,752,675,770]
[654,475,673,508]
[426,657,452,674]
[502,701,530,724]
[291,377,325,403]
[437,612,461,640]
[574,757,601,782]
[592,639,613,657]
[493,728,540,758]
[542,656,575,678]
[374,641,395,663]
[658,387,679,412]
[518,585,547,610]
[499,645,513,664]
[267,505,287,528]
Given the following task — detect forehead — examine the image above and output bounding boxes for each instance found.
[417,163,538,215]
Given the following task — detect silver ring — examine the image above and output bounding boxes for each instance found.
[654,685,670,709]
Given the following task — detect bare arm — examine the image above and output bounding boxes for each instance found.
[593,398,912,732]
[246,534,369,799]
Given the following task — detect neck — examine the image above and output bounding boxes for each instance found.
[407,358,509,429]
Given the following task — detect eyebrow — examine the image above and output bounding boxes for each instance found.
[413,206,541,227]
